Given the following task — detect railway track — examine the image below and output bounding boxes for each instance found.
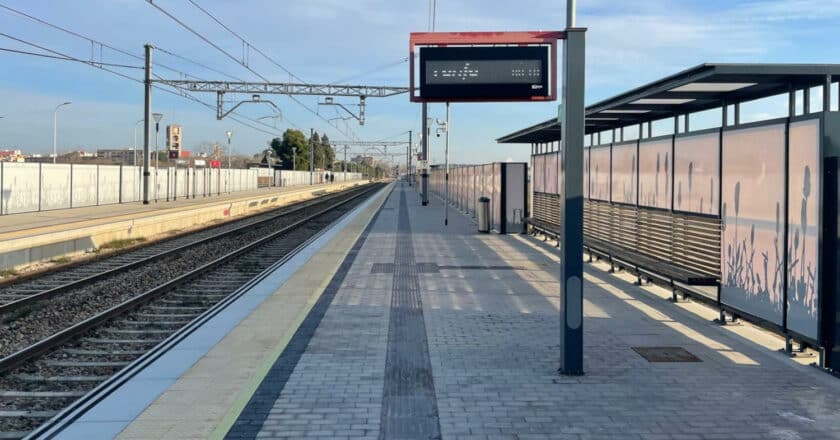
[0,183,385,439]
[0,185,362,312]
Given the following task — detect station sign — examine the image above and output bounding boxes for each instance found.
[193,159,207,167]
[409,31,562,103]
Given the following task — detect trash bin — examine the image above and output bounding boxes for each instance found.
[477,196,490,233]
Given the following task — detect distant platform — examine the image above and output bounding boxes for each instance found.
[0,181,365,272]
[50,182,840,439]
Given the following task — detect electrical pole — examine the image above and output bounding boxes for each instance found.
[343,145,348,181]
[309,128,314,185]
[408,130,412,186]
[142,44,152,204]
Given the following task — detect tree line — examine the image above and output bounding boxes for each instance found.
[269,129,390,178]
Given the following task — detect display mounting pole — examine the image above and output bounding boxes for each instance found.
[559,0,585,376]
[408,130,413,186]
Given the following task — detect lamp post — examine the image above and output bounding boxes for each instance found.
[53,102,71,164]
[436,106,450,226]
[152,113,163,201]
[225,130,233,193]
[133,119,143,166]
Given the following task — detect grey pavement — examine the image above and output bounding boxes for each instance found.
[240,182,840,440]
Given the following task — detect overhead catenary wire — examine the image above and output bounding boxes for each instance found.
[0,2,290,137]
[328,56,409,85]
[0,2,216,82]
[0,46,142,69]
[151,0,359,140]
[0,31,282,137]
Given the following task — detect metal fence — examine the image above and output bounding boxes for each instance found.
[0,163,361,215]
[429,163,526,233]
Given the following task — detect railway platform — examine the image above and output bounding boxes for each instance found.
[0,180,365,273]
[49,182,840,439]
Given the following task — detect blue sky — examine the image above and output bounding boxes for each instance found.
[1,0,840,164]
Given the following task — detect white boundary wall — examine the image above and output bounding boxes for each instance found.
[0,163,363,215]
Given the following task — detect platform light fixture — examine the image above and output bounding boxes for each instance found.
[601,109,651,114]
[631,98,695,105]
[669,82,756,93]
[52,101,72,164]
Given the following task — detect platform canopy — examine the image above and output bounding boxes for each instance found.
[497,63,840,143]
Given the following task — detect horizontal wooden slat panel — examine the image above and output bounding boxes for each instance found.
[534,198,721,281]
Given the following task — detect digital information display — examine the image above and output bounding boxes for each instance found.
[425,60,543,85]
[419,46,550,101]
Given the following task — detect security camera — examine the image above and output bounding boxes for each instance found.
[436,132,441,138]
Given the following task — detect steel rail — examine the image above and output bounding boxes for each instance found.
[0,185,364,315]
[0,184,377,375]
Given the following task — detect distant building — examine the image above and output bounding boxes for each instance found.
[0,149,25,162]
[97,148,139,165]
[166,125,183,158]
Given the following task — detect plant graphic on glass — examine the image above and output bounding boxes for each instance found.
[723,183,784,316]
[788,165,817,318]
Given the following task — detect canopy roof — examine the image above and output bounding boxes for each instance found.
[497,63,840,144]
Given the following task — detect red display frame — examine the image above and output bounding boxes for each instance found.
[409,31,564,103]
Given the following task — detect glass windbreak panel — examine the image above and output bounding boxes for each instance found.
[787,118,821,339]
[583,147,590,198]
[610,142,637,204]
[638,138,672,209]
[589,146,610,201]
[721,123,786,326]
[533,155,545,193]
[674,132,719,215]
[545,152,559,195]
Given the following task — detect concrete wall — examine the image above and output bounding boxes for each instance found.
[0,180,367,271]
[0,163,364,215]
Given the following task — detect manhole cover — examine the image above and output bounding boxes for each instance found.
[632,346,701,363]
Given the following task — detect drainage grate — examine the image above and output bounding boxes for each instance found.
[370,263,394,274]
[632,346,701,363]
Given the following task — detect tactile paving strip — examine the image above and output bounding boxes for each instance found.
[379,188,442,440]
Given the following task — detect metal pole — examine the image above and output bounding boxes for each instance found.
[52,110,57,164]
[444,102,450,226]
[344,145,347,181]
[52,102,70,164]
[559,6,585,375]
[309,128,314,185]
[421,103,429,205]
[143,44,152,204]
[408,130,413,186]
[155,122,160,201]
